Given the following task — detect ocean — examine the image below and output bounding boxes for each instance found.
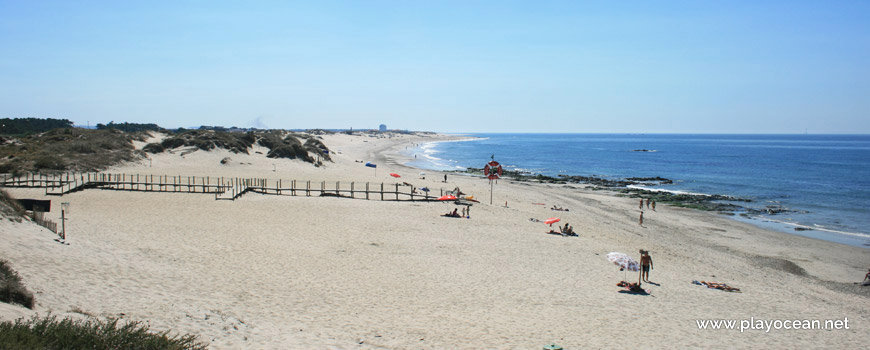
[403,134,870,248]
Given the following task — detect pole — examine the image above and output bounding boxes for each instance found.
[61,208,66,240]
[490,179,493,205]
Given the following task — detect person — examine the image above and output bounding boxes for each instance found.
[444,174,448,182]
[640,250,653,282]
[461,207,467,217]
[451,208,458,217]
[646,198,651,209]
[639,199,644,210]
[651,200,656,211]
[864,269,870,283]
[639,211,644,226]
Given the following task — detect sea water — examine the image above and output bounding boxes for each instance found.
[404,134,870,248]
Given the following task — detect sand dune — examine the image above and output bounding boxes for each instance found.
[1,132,867,349]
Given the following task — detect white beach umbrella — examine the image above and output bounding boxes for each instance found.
[606,252,640,283]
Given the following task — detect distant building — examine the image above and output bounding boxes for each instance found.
[379,124,387,132]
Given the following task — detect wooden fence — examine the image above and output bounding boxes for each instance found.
[31,208,58,235]
[0,172,448,202]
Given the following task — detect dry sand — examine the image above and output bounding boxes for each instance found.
[1,132,868,349]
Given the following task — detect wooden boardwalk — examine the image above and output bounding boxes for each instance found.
[1,172,448,202]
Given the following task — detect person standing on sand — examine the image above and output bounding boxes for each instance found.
[639,199,644,210]
[639,211,644,226]
[646,198,651,209]
[444,174,448,183]
[652,200,656,211]
[640,250,653,282]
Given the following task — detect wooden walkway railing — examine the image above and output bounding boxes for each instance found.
[0,172,447,202]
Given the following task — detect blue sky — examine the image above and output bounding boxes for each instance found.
[1,1,868,133]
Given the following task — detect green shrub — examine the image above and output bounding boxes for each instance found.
[143,143,165,153]
[0,315,208,350]
[0,259,34,309]
[68,141,96,154]
[33,155,65,171]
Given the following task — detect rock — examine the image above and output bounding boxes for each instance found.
[220,157,231,165]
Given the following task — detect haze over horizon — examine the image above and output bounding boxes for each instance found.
[1,1,868,134]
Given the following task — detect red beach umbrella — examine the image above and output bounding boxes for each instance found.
[438,195,457,201]
[544,217,560,226]
[390,173,401,178]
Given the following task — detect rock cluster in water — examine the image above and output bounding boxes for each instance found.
[459,168,796,216]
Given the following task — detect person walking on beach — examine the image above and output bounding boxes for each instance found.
[639,199,644,210]
[639,211,644,226]
[444,174,448,183]
[651,200,656,211]
[646,198,651,209]
[640,250,654,282]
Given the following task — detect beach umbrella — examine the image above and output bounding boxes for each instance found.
[364,162,377,176]
[606,252,640,283]
[390,173,401,178]
[438,195,457,201]
[544,217,560,226]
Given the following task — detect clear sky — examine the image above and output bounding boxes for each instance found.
[1,1,868,133]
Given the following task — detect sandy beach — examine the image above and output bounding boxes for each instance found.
[1,132,867,349]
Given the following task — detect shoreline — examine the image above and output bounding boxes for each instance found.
[402,136,870,249]
[1,132,868,349]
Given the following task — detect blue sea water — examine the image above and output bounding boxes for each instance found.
[404,134,870,248]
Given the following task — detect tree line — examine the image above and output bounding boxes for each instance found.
[0,118,73,135]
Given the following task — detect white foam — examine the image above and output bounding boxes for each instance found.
[626,185,711,197]
[749,216,870,238]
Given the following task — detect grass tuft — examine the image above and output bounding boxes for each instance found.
[0,315,208,350]
[0,259,34,309]
[0,189,26,219]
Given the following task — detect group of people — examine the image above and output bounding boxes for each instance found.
[546,222,576,236]
[638,198,657,226]
[442,207,470,218]
[639,198,657,211]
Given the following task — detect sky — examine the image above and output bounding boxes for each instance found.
[1,1,868,134]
